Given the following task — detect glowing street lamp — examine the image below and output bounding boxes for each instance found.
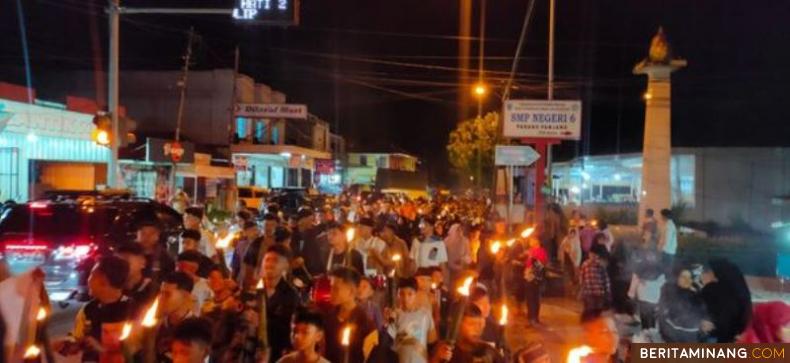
[473,83,487,97]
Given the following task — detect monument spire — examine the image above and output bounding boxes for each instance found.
[634,27,686,225]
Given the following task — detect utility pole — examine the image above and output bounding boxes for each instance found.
[174,27,195,143]
[546,0,556,192]
[476,0,486,118]
[107,0,120,188]
[170,27,196,198]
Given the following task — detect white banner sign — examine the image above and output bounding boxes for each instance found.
[495,145,540,166]
[503,100,582,140]
[235,103,308,119]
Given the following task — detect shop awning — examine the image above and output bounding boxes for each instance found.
[177,164,235,179]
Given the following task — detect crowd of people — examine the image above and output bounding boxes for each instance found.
[3,192,788,363]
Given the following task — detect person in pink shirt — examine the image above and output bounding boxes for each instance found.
[522,237,548,326]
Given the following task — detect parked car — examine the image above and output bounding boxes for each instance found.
[0,196,182,301]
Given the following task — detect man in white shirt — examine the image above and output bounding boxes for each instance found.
[658,208,678,276]
[409,217,448,273]
[353,218,388,276]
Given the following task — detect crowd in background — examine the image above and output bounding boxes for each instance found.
[2,190,789,363]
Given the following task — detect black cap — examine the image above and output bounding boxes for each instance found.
[184,207,204,219]
[163,271,195,292]
[94,256,130,289]
[414,267,433,277]
[181,229,201,241]
[115,242,145,256]
[274,227,291,243]
[358,217,375,228]
[173,317,213,346]
[397,277,418,291]
[295,208,314,221]
[177,250,204,264]
[136,219,161,231]
[330,266,361,286]
[323,221,343,232]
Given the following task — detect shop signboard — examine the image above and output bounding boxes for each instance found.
[146,137,194,164]
[234,103,308,119]
[315,158,335,174]
[503,99,582,140]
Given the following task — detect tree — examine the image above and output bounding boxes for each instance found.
[447,112,502,187]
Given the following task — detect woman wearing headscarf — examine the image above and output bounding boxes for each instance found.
[444,223,470,286]
[738,301,790,343]
[700,258,752,342]
[658,268,707,342]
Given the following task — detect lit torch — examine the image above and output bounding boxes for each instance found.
[520,226,536,239]
[141,298,159,363]
[346,227,356,243]
[489,241,502,255]
[36,307,47,322]
[341,325,352,363]
[23,345,40,363]
[567,345,593,363]
[120,322,133,362]
[214,231,235,276]
[497,304,508,351]
[505,238,517,247]
[446,276,474,345]
[389,253,402,306]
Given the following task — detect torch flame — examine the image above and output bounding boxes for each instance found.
[499,304,508,326]
[567,345,593,363]
[391,253,402,262]
[457,276,474,296]
[506,238,517,247]
[120,322,133,341]
[431,282,437,290]
[36,307,47,321]
[215,232,235,249]
[256,278,265,290]
[23,345,41,359]
[520,226,536,239]
[346,228,356,243]
[489,241,502,254]
[141,298,159,328]
[341,325,352,346]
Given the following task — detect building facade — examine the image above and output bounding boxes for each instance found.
[346,152,419,186]
[551,147,790,231]
[0,83,110,202]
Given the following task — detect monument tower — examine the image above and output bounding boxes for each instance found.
[634,27,686,224]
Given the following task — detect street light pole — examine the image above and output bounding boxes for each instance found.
[107,0,120,188]
[546,0,556,192]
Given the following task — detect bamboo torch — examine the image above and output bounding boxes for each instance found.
[141,298,160,363]
[119,322,133,363]
[256,279,269,349]
[341,325,352,363]
[445,276,474,345]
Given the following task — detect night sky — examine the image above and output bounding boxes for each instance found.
[2,0,790,185]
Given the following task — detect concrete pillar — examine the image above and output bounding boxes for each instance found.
[633,27,686,225]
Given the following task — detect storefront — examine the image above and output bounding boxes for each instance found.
[232,144,329,190]
[0,93,110,202]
